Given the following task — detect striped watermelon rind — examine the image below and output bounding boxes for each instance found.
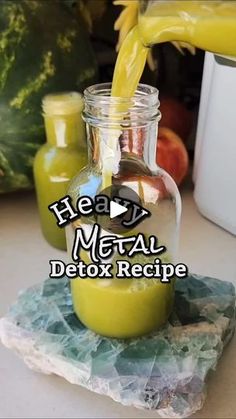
[0,0,98,193]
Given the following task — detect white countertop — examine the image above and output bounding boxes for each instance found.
[0,188,236,418]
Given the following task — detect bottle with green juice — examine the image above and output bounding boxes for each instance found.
[66,83,181,338]
[34,92,87,250]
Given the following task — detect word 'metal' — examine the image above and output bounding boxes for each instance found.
[72,223,166,263]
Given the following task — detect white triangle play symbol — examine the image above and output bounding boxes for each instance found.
[110,201,128,219]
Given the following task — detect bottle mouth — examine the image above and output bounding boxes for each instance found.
[42,92,84,116]
[83,83,161,128]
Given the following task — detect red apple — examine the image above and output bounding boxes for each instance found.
[159,97,193,142]
[157,127,189,186]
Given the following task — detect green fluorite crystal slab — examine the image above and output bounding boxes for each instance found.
[0,275,235,418]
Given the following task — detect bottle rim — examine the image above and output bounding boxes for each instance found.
[83,83,161,128]
[42,92,83,116]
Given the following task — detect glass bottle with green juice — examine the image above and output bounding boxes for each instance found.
[34,92,87,250]
[66,83,181,338]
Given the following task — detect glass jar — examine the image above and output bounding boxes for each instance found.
[34,93,87,250]
[139,1,236,59]
[66,83,181,338]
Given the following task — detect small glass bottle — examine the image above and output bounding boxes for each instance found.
[66,83,181,338]
[34,92,87,250]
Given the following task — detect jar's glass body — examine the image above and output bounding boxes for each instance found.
[139,1,236,59]
[66,84,181,338]
[34,93,87,250]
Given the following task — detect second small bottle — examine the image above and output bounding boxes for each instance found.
[34,92,87,250]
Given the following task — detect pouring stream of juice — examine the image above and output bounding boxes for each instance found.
[113,1,236,98]
[100,0,236,189]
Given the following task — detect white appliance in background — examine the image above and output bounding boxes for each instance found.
[193,52,236,236]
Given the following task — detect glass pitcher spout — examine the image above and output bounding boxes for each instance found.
[112,0,236,102]
[138,0,236,58]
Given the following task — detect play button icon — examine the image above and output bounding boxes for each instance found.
[94,184,150,234]
[110,200,128,219]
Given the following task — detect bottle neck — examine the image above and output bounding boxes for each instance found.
[83,83,161,173]
[87,121,158,173]
[44,112,86,148]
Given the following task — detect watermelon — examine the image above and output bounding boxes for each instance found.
[0,0,98,193]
